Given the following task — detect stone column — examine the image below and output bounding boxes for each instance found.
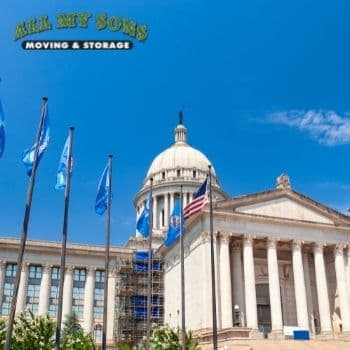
[107,267,117,343]
[243,236,258,330]
[346,247,350,297]
[334,244,350,333]
[170,193,175,214]
[16,263,29,314]
[303,252,315,334]
[231,242,245,326]
[292,241,309,329]
[153,195,158,229]
[62,266,74,322]
[164,193,169,227]
[313,243,332,333]
[219,233,233,328]
[182,192,186,210]
[267,239,283,336]
[0,260,6,307]
[83,267,95,334]
[201,232,211,328]
[38,264,52,315]
[214,233,221,329]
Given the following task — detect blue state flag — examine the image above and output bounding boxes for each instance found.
[22,99,50,176]
[95,162,111,215]
[164,199,185,246]
[136,192,151,237]
[0,98,5,158]
[55,135,71,190]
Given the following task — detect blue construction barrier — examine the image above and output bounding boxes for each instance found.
[293,330,310,340]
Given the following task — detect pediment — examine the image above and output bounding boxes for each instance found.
[216,189,350,226]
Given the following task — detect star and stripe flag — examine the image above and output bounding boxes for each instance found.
[184,177,208,220]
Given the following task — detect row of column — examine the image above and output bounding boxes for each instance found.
[152,192,193,229]
[210,235,350,334]
[0,262,117,340]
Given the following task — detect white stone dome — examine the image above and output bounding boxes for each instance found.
[144,118,217,185]
[147,142,216,178]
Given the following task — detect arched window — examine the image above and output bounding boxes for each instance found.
[94,324,102,343]
[192,169,197,178]
[176,169,181,177]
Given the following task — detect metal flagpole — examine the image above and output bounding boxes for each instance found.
[180,185,186,350]
[146,177,153,350]
[4,97,48,350]
[55,127,75,350]
[208,165,218,350]
[102,155,113,350]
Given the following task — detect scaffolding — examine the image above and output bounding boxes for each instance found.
[116,250,164,345]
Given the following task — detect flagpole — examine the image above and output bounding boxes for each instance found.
[180,185,186,350]
[55,126,75,350]
[4,97,48,350]
[102,155,113,350]
[208,164,218,350]
[146,177,153,350]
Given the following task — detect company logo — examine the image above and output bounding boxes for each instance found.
[14,12,148,51]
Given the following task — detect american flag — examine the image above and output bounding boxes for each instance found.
[184,178,208,220]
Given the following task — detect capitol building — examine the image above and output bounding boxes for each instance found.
[1,119,350,347]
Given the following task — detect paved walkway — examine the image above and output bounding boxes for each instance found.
[216,340,350,350]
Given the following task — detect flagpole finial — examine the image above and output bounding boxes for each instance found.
[109,154,113,159]
[69,126,75,131]
[42,97,48,101]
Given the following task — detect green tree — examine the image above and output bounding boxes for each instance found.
[11,310,55,350]
[0,318,6,348]
[150,325,200,350]
[61,313,95,350]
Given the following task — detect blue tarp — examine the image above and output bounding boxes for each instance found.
[134,307,162,319]
[132,296,163,306]
[134,251,162,272]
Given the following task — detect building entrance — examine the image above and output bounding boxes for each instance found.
[256,283,272,337]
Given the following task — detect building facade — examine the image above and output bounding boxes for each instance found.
[0,238,134,345]
[1,118,350,347]
[162,174,350,341]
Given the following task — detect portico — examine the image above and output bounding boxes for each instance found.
[162,174,350,340]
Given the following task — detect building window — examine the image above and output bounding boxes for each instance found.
[51,267,60,281]
[6,263,16,277]
[72,268,86,318]
[95,270,104,283]
[94,270,104,320]
[162,171,165,180]
[1,263,16,315]
[29,265,42,279]
[26,265,42,315]
[74,268,86,282]
[26,284,40,314]
[48,285,59,317]
[94,324,102,343]
[161,209,165,227]
[176,169,181,177]
[1,282,14,316]
[193,170,197,178]
[48,267,60,318]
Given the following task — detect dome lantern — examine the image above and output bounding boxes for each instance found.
[174,111,187,143]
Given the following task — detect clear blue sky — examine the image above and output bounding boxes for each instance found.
[1,0,350,246]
